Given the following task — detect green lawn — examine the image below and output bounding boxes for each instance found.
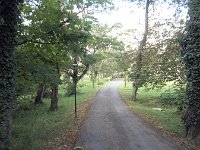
[11,79,107,150]
[119,81,185,137]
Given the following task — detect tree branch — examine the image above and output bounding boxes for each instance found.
[17,6,88,46]
[18,39,59,45]
[78,63,89,81]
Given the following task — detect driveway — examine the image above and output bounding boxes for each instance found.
[75,80,183,150]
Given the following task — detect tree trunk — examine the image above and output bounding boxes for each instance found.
[49,85,58,111]
[49,64,60,111]
[34,84,44,105]
[0,1,21,149]
[98,73,100,83]
[133,0,149,101]
[69,80,76,95]
[124,76,127,87]
[92,79,95,88]
[180,0,200,142]
[184,84,200,142]
[131,81,138,101]
[68,63,89,95]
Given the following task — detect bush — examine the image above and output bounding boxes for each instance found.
[160,88,188,112]
[64,82,74,96]
[78,82,86,88]
[97,81,104,85]
[15,95,35,113]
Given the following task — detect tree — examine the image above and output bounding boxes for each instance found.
[18,0,92,110]
[0,0,22,149]
[131,0,150,101]
[0,0,114,148]
[180,0,200,142]
[66,57,91,96]
[65,23,124,94]
[129,0,187,101]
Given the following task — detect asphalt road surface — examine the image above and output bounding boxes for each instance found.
[75,80,183,150]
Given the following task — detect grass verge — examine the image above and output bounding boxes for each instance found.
[11,79,107,150]
[119,81,200,150]
[119,82,188,145]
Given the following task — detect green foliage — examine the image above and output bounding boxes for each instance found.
[132,102,185,137]
[119,82,185,137]
[17,0,121,100]
[179,0,200,136]
[87,23,125,80]
[1,0,118,148]
[64,82,74,96]
[17,0,94,98]
[11,79,102,150]
[122,80,188,112]
[0,0,22,149]
[129,27,187,94]
[16,47,61,96]
[97,81,104,85]
[160,87,188,111]
[15,95,34,112]
[127,0,187,101]
[89,24,124,52]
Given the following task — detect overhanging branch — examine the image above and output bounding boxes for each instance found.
[17,6,88,46]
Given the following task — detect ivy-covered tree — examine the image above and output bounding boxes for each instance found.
[0,0,22,149]
[180,0,200,142]
[0,0,115,148]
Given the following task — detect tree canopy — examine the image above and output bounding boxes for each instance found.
[2,0,200,148]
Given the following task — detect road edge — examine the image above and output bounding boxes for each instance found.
[117,86,199,150]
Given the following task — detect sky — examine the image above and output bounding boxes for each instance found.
[93,0,188,48]
[94,1,144,31]
[94,0,187,29]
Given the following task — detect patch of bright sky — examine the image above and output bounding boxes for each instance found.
[93,0,188,48]
[94,1,144,31]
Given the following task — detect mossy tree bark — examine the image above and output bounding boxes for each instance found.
[0,0,22,149]
[180,0,200,142]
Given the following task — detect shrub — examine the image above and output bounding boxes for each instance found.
[160,88,188,112]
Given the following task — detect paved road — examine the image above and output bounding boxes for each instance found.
[75,80,183,150]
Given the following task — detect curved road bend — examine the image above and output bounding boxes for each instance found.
[75,80,183,150]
